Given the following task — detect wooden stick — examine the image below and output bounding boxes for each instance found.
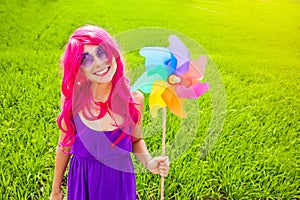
[161,107,167,200]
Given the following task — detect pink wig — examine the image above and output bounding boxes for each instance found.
[57,25,140,150]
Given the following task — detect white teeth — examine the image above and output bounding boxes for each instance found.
[94,67,109,75]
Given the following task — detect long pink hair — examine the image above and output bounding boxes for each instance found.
[57,25,140,149]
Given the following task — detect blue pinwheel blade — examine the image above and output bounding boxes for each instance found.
[167,53,177,73]
[167,35,190,75]
[140,47,171,70]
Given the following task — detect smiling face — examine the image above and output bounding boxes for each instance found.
[80,45,117,84]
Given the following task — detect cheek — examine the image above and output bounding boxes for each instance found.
[81,67,92,78]
[81,67,88,75]
[110,60,118,73]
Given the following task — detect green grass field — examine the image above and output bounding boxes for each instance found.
[0,0,299,199]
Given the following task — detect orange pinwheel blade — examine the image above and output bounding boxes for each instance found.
[161,86,186,118]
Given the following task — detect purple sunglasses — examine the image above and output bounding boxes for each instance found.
[81,46,108,67]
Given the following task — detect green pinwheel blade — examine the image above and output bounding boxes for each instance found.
[130,65,168,93]
[147,65,169,78]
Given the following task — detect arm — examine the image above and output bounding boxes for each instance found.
[132,138,152,168]
[50,96,72,200]
[131,91,152,166]
[132,91,170,177]
[50,132,71,198]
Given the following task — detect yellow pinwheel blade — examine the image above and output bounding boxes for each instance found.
[149,80,168,117]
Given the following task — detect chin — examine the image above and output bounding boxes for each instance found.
[95,74,115,84]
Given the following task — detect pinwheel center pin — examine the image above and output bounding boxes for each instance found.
[168,74,181,85]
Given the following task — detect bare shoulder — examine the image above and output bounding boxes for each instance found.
[132,91,144,105]
[131,91,144,126]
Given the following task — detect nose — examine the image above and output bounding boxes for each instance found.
[94,56,106,67]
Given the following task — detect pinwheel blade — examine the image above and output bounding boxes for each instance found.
[181,56,207,87]
[168,35,190,76]
[130,72,156,93]
[175,82,210,99]
[190,56,207,80]
[166,53,177,73]
[149,80,169,117]
[140,47,171,70]
[161,86,186,118]
[130,65,169,93]
[147,65,169,80]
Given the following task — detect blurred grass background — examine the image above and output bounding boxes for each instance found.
[0,0,299,199]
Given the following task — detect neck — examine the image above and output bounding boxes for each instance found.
[91,82,112,102]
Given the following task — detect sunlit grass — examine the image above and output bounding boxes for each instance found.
[0,0,299,199]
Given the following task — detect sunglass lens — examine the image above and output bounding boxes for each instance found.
[96,46,108,59]
[81,52,94,67]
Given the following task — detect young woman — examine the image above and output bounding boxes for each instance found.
[50,25,170,200]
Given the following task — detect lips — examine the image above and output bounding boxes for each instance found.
[93,66,111,77]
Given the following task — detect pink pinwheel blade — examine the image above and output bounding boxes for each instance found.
[175,82,210,99]
[181,56,207,87]
[190,56,207,80]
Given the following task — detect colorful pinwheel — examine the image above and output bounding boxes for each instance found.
[131,35,210,200]
[131,35,210,118]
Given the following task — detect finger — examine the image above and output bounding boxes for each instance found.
[152,156,162,164]
[160,171,169,177]
[160,156,170,164]
[151,169,159,174]
[149,167,160,174]
[159,165,168,171]
[159,160,170,167]
[161,167,169,174]
[154,156,165,162]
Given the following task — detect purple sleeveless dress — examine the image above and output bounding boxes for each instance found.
[67,115,136,200]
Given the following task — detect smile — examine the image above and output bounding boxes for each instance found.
[93,66,111,76]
